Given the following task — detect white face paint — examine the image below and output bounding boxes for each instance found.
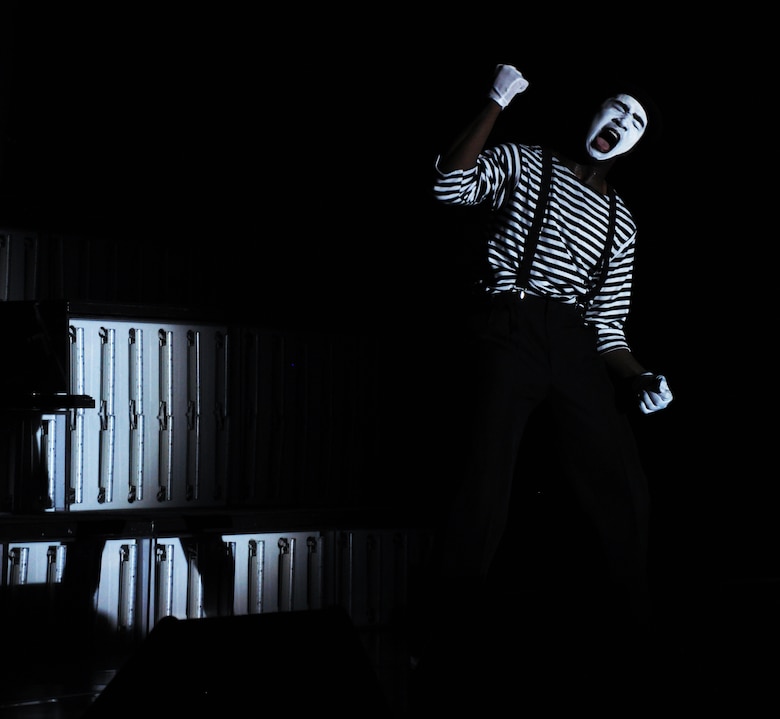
[585,93,648,161]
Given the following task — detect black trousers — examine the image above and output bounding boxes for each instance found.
[425,291,651,627]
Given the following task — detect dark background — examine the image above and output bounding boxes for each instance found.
[0,4,774,584]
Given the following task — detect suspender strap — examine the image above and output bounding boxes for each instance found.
[513,148,553,290]
[576,186,616,310]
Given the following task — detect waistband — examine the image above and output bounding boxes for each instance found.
[480,289,586,318]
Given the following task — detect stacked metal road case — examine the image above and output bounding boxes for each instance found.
[1,300,383,514]
[0,517,421,632]
[0,300,230,513]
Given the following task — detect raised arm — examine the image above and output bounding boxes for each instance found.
[437,64,529,173]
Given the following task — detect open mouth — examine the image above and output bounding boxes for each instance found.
[594,127,620,153]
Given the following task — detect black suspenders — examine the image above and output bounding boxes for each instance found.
[513,148,553,293]
[513,148,617,314]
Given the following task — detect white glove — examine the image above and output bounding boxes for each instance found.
[488,64,529,109]
[634,373,673,415]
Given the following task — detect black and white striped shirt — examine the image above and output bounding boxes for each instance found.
[433,143,638,354]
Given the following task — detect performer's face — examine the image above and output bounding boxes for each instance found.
[585,93,648,161]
